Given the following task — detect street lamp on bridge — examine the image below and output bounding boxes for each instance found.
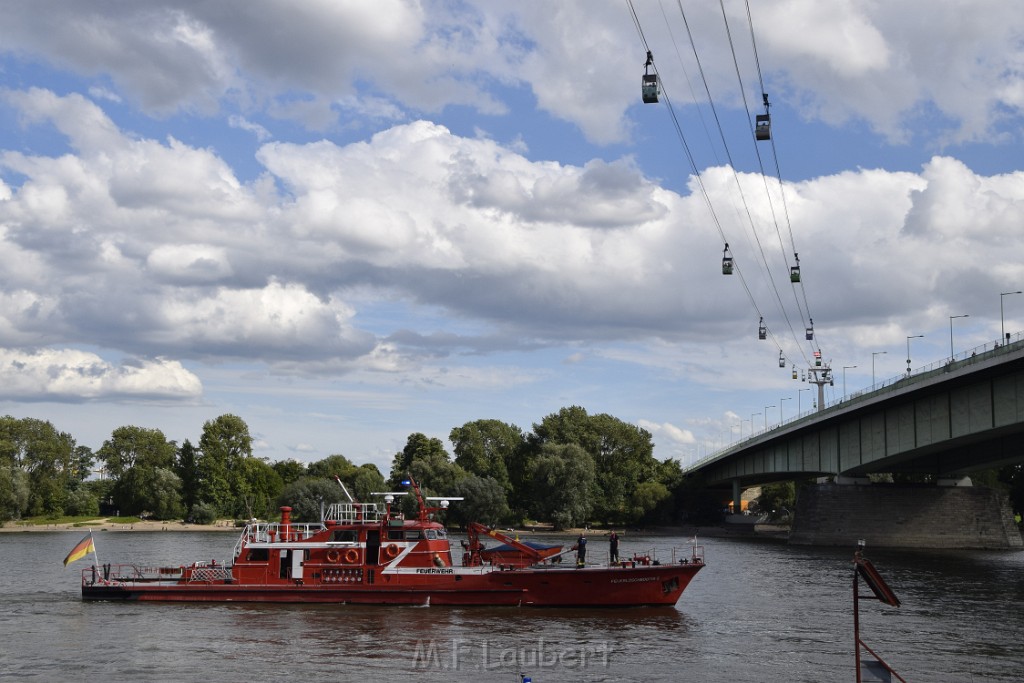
[949,314,969,360]
[764,406,774,431]
[1001,291,1022,345]
[906,335,923,376]
[780,397,791,422]
[843,365,857,399]
[751,413,760,435]
[798,387,810,413]
[872,351,887,386]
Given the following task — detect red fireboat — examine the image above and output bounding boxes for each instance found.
[80,477,704,607]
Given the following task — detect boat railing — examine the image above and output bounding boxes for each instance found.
[81,563,198,585]
[324,502,385,524]
[233,521,326,556]
[672,544,705,566]
[187,564,234,583]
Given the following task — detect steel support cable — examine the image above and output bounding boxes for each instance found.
[673,0,810,367]
[628,0,771,338]
[717,0,811,364]
[742,0,824,357]
[657,0,722,167]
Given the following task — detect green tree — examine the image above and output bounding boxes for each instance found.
[64,486,100,516]
[100,426,178,515]
[113,466,183,518]
[0,465,30,522]
[176,439,200,514]
[233,457,284,520]
[97,426,176,479]
[527,443,595,530]
[629,481,671,523]
[2,418,77,516]
[448,475,511,527]
[72,445,94,483]
[272,459,307,486]
[196,414,253,515]
[530,406,658,525]
[390,433,464,491]
[757,481,796,521]
[450,419,523,495]
[307,454,355,480]
[277,477,349,522]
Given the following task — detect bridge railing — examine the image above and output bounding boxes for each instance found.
[687,333,1024,473]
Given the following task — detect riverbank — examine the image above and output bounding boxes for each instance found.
[2,518,792,538]
[0,518,239,533]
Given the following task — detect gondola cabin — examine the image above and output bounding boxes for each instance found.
[778,351,785,368]
[642,74,660,104]
[758,317,767,340]
[790,265,801,282]
[755,114,771,140]
[805,326,814,341]
[722,243,733,274]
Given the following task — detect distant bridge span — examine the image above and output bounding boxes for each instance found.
[688,338,1024,488]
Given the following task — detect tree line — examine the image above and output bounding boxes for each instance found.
[0,406,711,529]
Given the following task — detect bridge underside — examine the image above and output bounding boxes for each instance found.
[697,349,1024,488]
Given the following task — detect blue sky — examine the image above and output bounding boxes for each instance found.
[1,1,1023,475]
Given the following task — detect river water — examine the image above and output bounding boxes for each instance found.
[1,529,1021,682]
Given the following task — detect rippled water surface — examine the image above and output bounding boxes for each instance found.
[2,530,1021,682]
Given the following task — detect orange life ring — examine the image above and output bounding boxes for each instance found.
[325,549,341,563]
[343,548,360,564]
[384,544,400,559]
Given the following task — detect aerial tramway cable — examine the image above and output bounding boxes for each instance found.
[630,0,829,377]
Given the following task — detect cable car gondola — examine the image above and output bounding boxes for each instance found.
[722,243,733,275]
[758,317,767,340]
[790,252,801,283]
[642,51,659,104]
[778,350,785,368]
[805,318,814,340]
[755,93,771,141]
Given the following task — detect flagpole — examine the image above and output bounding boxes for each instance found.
[89,529,101,569]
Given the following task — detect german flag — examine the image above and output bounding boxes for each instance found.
[63,532,95,567]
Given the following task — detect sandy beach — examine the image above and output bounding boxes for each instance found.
[0,518,239,533]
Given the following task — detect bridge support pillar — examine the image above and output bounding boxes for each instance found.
[789,483,1023,549]
[732,479,741,516]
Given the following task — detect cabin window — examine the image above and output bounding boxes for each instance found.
[332,529,357,543]
[404,530,423,540]
[425,530,437,540]
[387,530,404,540]
[247,548,269,562]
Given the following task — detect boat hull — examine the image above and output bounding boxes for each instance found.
[81,563,702,607]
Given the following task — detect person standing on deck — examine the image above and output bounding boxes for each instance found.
[575,533,587,567]
[608,530,619,565]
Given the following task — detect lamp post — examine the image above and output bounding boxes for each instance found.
[741,418,749,439]
[872,351,887,386]
[1001,291,1022,345]
[764,406,774,431]
[798,387,810,413]
[842,366,857,398]
[906,335,923,376]
[780,397,791,422]
[949,314,968,360]
[751,413,760,434]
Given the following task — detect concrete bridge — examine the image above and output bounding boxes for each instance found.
[686,335,1024,548]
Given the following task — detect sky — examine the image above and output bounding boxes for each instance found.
[1,0,1023,476]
